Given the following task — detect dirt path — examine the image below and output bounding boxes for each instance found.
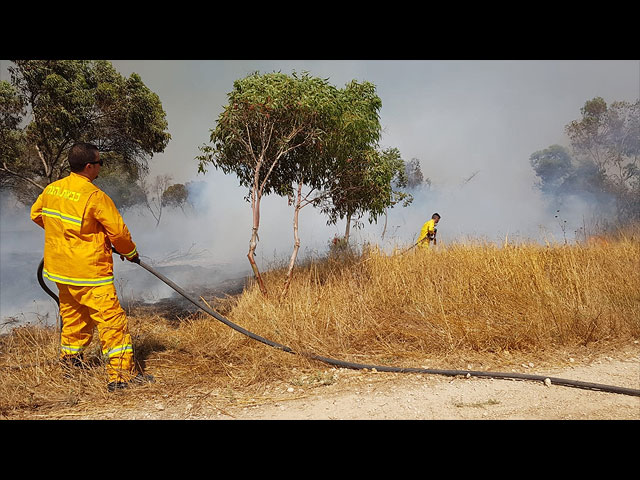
[227,354,639,420]
[82,347,639,420]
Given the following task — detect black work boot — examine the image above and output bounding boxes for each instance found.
[107,373,155,392]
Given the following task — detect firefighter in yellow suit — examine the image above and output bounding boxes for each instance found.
[31,143,153,392]
[417,213,441,249]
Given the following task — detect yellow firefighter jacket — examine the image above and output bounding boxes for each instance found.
[30,172,138,287]
[418,219,437,247]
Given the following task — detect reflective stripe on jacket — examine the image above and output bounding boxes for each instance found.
[31,172,137,286]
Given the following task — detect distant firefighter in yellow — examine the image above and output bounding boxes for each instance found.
[417,213,440,249]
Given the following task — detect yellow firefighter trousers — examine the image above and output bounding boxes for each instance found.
[418,235,434,250]
[57,282,135,383]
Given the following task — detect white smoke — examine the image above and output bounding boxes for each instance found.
[0,192,58,331]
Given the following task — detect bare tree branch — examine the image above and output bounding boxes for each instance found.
[1,162,47,191]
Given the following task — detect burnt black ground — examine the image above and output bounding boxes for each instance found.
[124,274,249,322]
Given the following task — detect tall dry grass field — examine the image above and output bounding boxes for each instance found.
[1,227,639,416]
[232,230,639,362]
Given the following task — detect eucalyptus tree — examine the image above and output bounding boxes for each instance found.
[278,79,392,294]
[197,71,341,296]
[566,97,639,188]
[0,60,170,204]
[530,97,640,224]
[313,80,412,244]
[320,146,411,243]
[565,97,639,222]
[277,81,413,294]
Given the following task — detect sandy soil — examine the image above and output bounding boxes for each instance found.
[23,344,638,421]
[223,352,640,420]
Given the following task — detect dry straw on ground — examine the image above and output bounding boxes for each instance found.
[1,226,639,418]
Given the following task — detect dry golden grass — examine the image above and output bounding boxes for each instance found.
[1,225,639,418]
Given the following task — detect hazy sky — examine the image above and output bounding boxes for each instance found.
[1,59,639,326]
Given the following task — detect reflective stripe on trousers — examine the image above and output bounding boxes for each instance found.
[57,282,136,383]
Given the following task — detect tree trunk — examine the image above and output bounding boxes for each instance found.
[282,182,302,297]
[247,184,268,296]
[381,209,388,240]
[344,212,352,244]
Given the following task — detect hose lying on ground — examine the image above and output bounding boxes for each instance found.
[37,255,640,397]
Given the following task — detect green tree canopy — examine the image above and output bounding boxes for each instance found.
[321,147,411,237]
[198,71,341,194]
[317,81,412,237]
[0,60,171,203]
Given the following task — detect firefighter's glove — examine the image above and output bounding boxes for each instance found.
[119,253,140,263]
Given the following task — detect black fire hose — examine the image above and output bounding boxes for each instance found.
[37,254,640,398]
[37,259,62,330]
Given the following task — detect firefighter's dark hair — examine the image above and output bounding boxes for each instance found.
[68,143,99,172]
[432,213,441,219]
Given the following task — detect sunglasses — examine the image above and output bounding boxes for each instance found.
[87,160,103,166]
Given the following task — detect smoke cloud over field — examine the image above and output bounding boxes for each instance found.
[1,60,638,328]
